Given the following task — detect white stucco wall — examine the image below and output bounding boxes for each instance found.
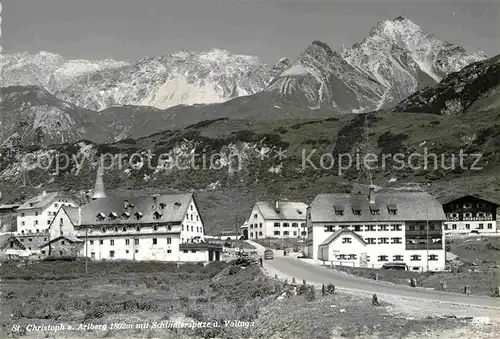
[17,196,77,235]
[444,221,497,234]
[247,205,307,240]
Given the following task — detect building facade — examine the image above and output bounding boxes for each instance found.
[16,191,78,235]
[307,187,446,272]
[246,201,308,240]
[441,195,499,235]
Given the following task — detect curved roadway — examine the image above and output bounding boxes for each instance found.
[265,256,500,309]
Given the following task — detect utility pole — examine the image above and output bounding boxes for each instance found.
[235,215,239,251]
[85,228,88,276]
[426,211,430,272]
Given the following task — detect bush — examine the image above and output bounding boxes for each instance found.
[304,285,316,301]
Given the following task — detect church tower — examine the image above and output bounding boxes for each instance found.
[91,162,107,200]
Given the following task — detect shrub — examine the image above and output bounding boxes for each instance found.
[304,285,316,301]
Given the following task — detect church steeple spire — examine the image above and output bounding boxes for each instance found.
[91,162,107,200]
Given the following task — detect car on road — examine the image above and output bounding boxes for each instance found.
[264,249,274,260]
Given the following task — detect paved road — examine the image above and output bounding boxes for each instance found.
[265,257,500,309]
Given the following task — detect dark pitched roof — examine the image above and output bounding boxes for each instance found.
[0,235,26,250]
[319,229,367,247]
[79,193,193,226]
[39,235,83,248]
[439,194,500,207]
[255,201,308,220]
[311,191,445,222]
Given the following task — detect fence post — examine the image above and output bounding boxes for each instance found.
[494,287,500,297]
[464,285,470,294]
[292,277,296,284]
[303,279,306,285]
[275,273,278,279]
[322,284,326,296]
[372,293,379,306]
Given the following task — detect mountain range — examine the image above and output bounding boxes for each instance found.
[1,16,499,233]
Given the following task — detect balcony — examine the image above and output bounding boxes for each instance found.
[406,243,443,250]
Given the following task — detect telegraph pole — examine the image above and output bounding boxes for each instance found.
[235,215,239,250]
[426,211,430,272]
[85,228,88,276]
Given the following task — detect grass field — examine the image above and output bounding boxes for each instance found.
[1,258,490,339]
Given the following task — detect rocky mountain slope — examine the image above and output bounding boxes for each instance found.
[0,86,183,146]
[341,16,487,109]
[54,49,272,111]
[0,51,128,93]
[394,54,500,115]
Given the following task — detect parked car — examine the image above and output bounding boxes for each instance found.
[264,249,274,260]
[381,262,408,271]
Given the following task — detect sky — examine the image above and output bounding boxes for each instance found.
[2,0,499,65]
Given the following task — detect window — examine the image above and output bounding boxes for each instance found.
[35,220,38,225]
[59,251,62,256]
[259,231,263,236]
[153,238,157,245]
[136,226,140,231]
[464,203,472,209]
[452,224,457,230]
[135,249,138,253]
[41,251,46,255]
[99,240,103,245]
[365,225,375,232]
[259,223,263,228]
[125,239,130,245]
[21,213,25,217]
[21,221,25,226]
[378,255,388,262]
[182,225,184,231]
[378,224,388,231]
[123,227,126,232]
[254,214,257,218]
[61,241,65,245]
[478,224,484,229]
[292,223,298,227]
[354,225,362,232]
[110,240,114,246]
[366,238,376,244]
[109,251,115,258]
[29,238,32,242]
[283,231,289,235]
[301,223,306,227]
[335,210,344,216]
[378,238,389,244]
[428,254,438,261]
[90,240,94,245]
[293,231,297,236]
[35,212,38,216]
[47,220,51,225]
[283,223,289,227]
[444,224,448,230]
[465,224,470,230]
[153,225,158,231]
[274,231,280,235]
[36,229,39,233]
[348,254,357,260]
[191,250,196,253]
[352,209,361,216]
[54,204,58,208]
[183,250,188,253]
[126,250,129,254]
[488,223,493,229]
[301,231,307,236]
[342,237,352,244]
[102,228,106,233]
[411,255,421,261]
[391,237,402,244]
[134,239,139,245]
[167,250,172,254]
[191,226,194,232]
[393,255,403,261]
[191,205,193,211]
[324,225,335,232]
[167,238,172,244]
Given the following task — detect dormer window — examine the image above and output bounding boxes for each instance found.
[122,212,131,219]
[297,210,303,215]
[464,203,472,209]
[334,205,344,216]
[153,211,163,219]
[352,205,362,216]
[109,212,118,220]
[159,203,166,209]
[135,212,143,220]
[369,204,380,215]
[96,212,105,221]
[387,204,397,215]
[174,202,182,208]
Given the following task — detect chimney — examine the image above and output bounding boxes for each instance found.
[368,185,376,204]
[91,162,107,200]
[275,200,279,211]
